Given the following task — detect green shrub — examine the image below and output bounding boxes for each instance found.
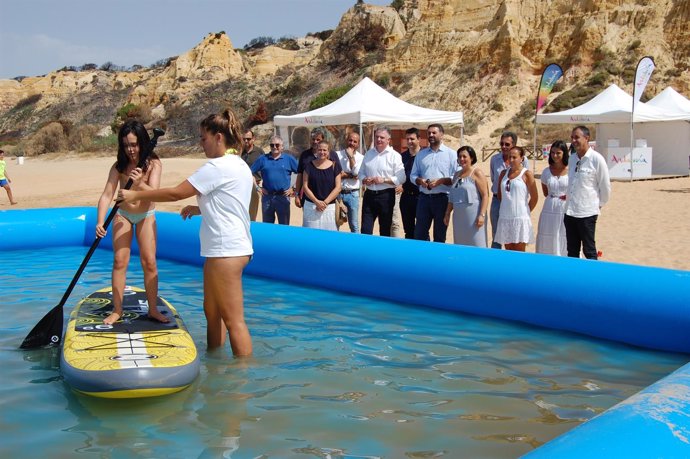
[309,84,353,110]
[390,0,404,11]
[587,72,608,87]
[628,39,641,51]
[12,94,42,111]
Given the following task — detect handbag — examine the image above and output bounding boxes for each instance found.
[335,198,348,227]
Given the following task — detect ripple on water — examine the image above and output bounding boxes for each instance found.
[2,246,688,458]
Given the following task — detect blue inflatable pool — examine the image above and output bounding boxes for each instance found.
[3,207,690,457]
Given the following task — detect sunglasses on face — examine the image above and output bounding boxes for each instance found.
[242,138,252,141]
[500,142,512,147]
[270,143,281,148]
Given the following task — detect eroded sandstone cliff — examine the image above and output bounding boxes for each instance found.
[0,0,688,152]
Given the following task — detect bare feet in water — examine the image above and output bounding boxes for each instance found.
[103,311,122,325]
[148,308,170,323]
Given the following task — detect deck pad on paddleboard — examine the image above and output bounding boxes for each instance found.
[61,286,199,398]
[74,290,179,333]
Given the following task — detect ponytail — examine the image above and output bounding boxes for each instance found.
[200,108,243,151]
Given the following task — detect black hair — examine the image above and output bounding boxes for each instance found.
[405,127,420,137]
[116,120,153,173]
[548,140,569,166]
[457,145,477,165]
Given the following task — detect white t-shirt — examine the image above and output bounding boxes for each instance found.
[187,154,254,258]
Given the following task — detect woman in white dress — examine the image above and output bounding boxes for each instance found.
[495,146,539,251]
[536,140,569,256]
[444,145,489,247]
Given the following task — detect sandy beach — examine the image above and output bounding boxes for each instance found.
[2,152,689,271]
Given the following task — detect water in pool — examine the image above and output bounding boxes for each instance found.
[1,246,686,458]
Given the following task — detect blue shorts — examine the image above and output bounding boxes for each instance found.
[0,179,8,187]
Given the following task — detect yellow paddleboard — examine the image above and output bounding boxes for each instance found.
[61,286,199,398]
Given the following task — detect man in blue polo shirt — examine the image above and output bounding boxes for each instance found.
[250,135,299,225]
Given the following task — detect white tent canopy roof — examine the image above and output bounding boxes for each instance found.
[273,77,463,127]
[646,87,690,115]
[536,84,690,124]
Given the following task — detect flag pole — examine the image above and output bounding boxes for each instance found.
[631,56,655,182]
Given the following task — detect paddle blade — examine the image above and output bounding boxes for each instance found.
[20,305,64,349]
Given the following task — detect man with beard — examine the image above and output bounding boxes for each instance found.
[411,124,457,242]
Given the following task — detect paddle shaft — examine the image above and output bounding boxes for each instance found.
[55,176,135,309]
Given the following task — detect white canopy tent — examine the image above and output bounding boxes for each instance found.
[537,84,690,176]
[273,77,463,152]
[646,87,690,114]
[536,84,685,124]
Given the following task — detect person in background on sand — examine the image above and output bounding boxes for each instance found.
[302,140,342,230]
[359,126,406,236]
[411,124,457,242]
[536,140,569,256]
[489,132,529,249]
[399,128,422,239]
[337,131,363,233]
[564,125,611,260]
[444,145,489,247]
[250,135,298,225]
[494,146,539,251]
[96,120,167,325]
[241,129,264,221]
[0,149,18,205]
[119,109,254,356]
[295,127,341,209]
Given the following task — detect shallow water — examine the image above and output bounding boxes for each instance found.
[1,246,687,458]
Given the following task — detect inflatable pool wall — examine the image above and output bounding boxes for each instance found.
[3,207,690,457]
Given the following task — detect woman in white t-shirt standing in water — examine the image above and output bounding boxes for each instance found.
[119,109,254,356]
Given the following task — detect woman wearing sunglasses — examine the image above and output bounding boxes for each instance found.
[494,146,539,251]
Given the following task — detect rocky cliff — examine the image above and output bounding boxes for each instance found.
[1,0,688,153]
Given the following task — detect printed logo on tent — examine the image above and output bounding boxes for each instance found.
[303,117,324,125]
[611,155,649,164]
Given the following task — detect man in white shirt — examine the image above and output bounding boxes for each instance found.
[410,124,457,242]
[564,125,611,260]
[359,127,406,236]
[337,132,364,233]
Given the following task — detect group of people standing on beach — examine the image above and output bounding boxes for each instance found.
[241,123,611,259]
[95,113,611,359]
